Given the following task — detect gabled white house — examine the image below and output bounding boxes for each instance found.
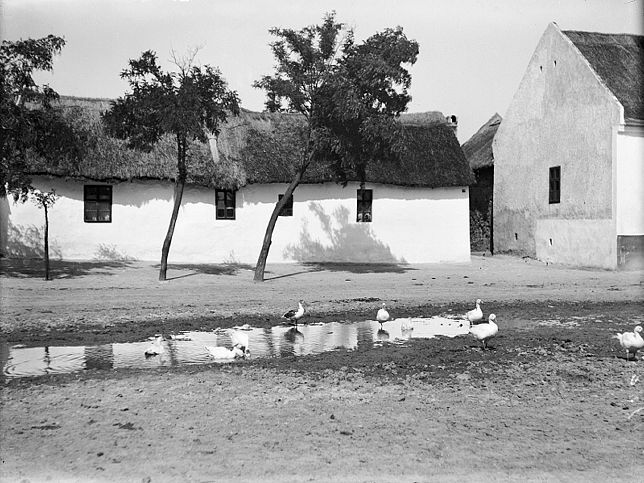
[1,98,474,265]
[493,23,643,269]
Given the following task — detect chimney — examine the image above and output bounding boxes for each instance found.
[445,114,458,135]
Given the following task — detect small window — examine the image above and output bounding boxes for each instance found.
[549,166,561,204]
[278,193,293,217]
[84,185,112,223]
[216,189,236,220]
[357,189,373,223]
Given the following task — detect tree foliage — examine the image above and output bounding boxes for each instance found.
[103,50,240,154]
[102,49,240,281]
[1,35,85,201]
[252,12,418,280]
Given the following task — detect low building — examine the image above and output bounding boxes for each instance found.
[1,97,474,265]
[462,113,502,252]
[493,23,643,269]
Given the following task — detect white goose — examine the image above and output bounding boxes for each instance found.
[144,335,164,357]
[377,303,390,327]
[283,300,305,327]
[204,345,245,360]
[469,314,498,349]
[613,326,644,361]
[466,299,483,326]
[229,329,251,357]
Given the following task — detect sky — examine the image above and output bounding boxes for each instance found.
[1,0,642,142]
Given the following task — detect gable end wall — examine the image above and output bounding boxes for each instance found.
[493,23,622,268]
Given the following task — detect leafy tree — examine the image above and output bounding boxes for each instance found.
[102,50,240,281]
[32,189,58,280]
[252,12,418,281]
[1,35,84,201]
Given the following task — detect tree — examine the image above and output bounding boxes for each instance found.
[102,50,240,281]
[252,12,418,281]
[32,189,58,280]
[1,35,84,202]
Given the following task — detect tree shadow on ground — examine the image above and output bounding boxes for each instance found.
[302,262,417,274]
[0,258,136,279]
[157,263,255,280]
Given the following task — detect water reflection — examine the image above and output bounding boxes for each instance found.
[2,315,469,379]
[376,329,390,341]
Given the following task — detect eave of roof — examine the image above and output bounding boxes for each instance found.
[461,113,502,170]
[563,29,643,122]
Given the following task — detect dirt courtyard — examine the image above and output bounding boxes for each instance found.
[1,255,643,482]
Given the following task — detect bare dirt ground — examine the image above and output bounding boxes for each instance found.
[1,255,643,482]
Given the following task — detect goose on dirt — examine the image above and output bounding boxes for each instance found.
[469,314,498,349]
[613,325,644,361]
[466,299,483,326]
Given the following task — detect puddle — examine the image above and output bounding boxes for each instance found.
[1,316,470,379]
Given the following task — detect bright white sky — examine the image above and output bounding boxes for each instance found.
[1,0,642,142]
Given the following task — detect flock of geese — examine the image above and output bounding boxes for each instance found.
[144,298,644,362]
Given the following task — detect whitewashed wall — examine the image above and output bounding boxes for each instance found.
[616,128,644,236]
[493,23,621,268]
[1,177,470,264]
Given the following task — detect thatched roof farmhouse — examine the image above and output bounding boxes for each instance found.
[27,97,473,189]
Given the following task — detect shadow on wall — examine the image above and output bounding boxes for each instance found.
[283,202,408,270]
[2,220,63,260]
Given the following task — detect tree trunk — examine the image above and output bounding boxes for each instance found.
[44,204,50,281]
[254,162,309,282]
[159,137,187,281]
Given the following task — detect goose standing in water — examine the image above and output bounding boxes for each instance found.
[204,345,245,360]
[144,335,164,357]
[283,300,305,327]
[466,299,483,326]
[229,329,251,358]
[469,314,498,349]
[376,303,390,328]
[613,326,644,361]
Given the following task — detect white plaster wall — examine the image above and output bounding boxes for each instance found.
[493,23,621,267]
[616,129,644,235]
[3,177,470,264]
[535,218,615,269]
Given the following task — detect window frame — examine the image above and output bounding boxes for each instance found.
[278,193,293,217]
[84,185,113,223]
[549,166,561,204]
[356,188,373,223]
[215,189,236,220]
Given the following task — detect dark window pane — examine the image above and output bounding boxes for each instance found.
[215,189,236,219]
[549,167,561,204]
[84,185,112,223]
[356,189,373,222]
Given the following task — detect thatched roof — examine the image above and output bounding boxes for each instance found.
[461,113,502,170]
[26,96,473,189]
[564,30,643,122]
[217,109,473,188]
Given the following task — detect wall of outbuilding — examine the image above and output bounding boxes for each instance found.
[493,23,622,269]
[1,177,470,265]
